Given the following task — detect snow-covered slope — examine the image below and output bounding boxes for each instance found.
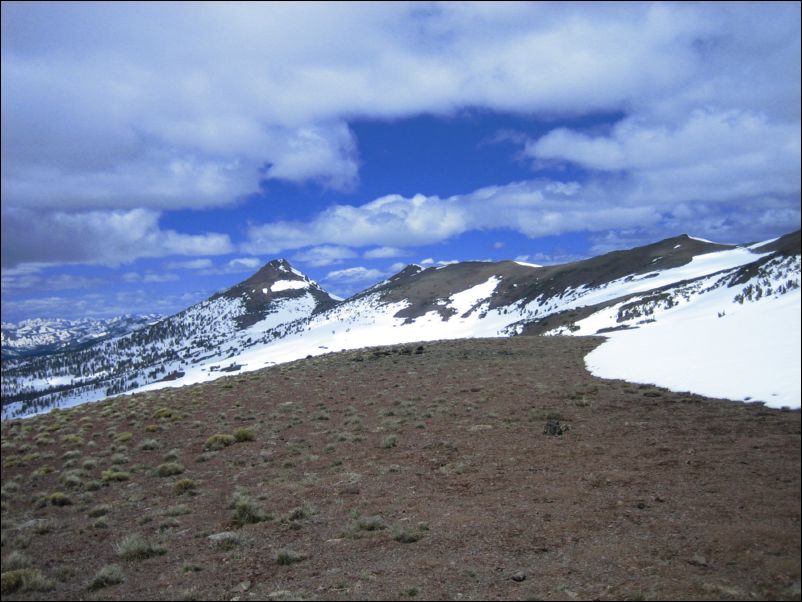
[3,231,799,419]
[1,260,338,419]
[1,315,161,359]
[137,231,799,410]
[568,252,801,408]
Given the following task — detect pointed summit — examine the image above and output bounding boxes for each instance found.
[226,258,309,297]
[212,259,340,326]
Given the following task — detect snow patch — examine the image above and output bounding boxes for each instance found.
[514,261,543,268]
[448,276,501,316]
[271,280,309,292]
[688,234,721,244]
[585,290,800,409]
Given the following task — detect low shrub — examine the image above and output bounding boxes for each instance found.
[114,533,165,561]
[204,434,235,451]
[155,463,184,477]
[275,549,304,565]
[101,470,130,482]
[233,428,255,442]
[87,564,124,590]
[173,479,196,495]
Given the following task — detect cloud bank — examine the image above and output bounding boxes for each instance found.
[2,2,799,269]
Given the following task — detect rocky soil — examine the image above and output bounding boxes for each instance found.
[1,336,799,600]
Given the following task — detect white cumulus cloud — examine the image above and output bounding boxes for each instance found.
[292,245,358,268]
[1,208,233,269]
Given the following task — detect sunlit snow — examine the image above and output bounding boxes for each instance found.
[271,280,309,292]
[4,238,799,419]
[514,261,543,268]
[585,290,800,409]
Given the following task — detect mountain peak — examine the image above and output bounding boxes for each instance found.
[208,258,339,326]
[224,259,309,297]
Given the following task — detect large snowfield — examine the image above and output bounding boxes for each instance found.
[585,287,801,409]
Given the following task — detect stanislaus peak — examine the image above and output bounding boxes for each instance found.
[1,259,340,419]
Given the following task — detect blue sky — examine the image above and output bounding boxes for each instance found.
[2,2,800,323]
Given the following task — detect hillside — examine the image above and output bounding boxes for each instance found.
[1,337,799,601]
[2,230,799,419]
[1,261,338,419]
[1,316,161,360]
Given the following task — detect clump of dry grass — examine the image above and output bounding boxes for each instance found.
[204,434,235,451]
[230,491,270,527]
[173,478,196,495]
[275,549,305,565]
[47,492,71,506]
[87,564,124,590]
[233,428,255,442]
[87,504,111,518]
[101,469,130,482]
[114,533,165,561]
[155,462,184,477]
[1,568,54,594]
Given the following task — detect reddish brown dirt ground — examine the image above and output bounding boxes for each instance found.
[1,336,800,601]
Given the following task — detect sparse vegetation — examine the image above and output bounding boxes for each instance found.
[357,515,387,531]
[2,551,31,571]
[162,504,191,517]
[0,568,54,594]
[392,526,425,543]
[109,452,129,465]
[101,469,130,482]
[233,428,255,442]
[87,564,124,590]
[155,462,185,477]
[275,548,304,565]
[88,504,111,517]
[48,492,72,506]
[231,492,269,527]
[0,337,799,601]
[204,434,235,451]
[173,478,196,495]
[114,533,166,561]
[208,531,241,551]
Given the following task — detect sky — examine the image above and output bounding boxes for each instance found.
[1,1,800,323]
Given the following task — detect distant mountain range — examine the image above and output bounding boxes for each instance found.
[1,314,161,360]
[2,230,799,419]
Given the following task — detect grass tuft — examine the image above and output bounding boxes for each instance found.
[114,533,166,561]
[155,462,185,477]
[173,478,196,495]
[1,569,54,594]
[101,469,130,482]
[231,492,269,527]
[233,428,256,442]
[87,564,124,590]
[87,504,111,518]
[275,549,305,565]
[48,492,72,506]
[2,551,32,571]
[204,434,235,451]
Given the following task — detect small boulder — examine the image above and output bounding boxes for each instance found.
[543,419,568,436]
